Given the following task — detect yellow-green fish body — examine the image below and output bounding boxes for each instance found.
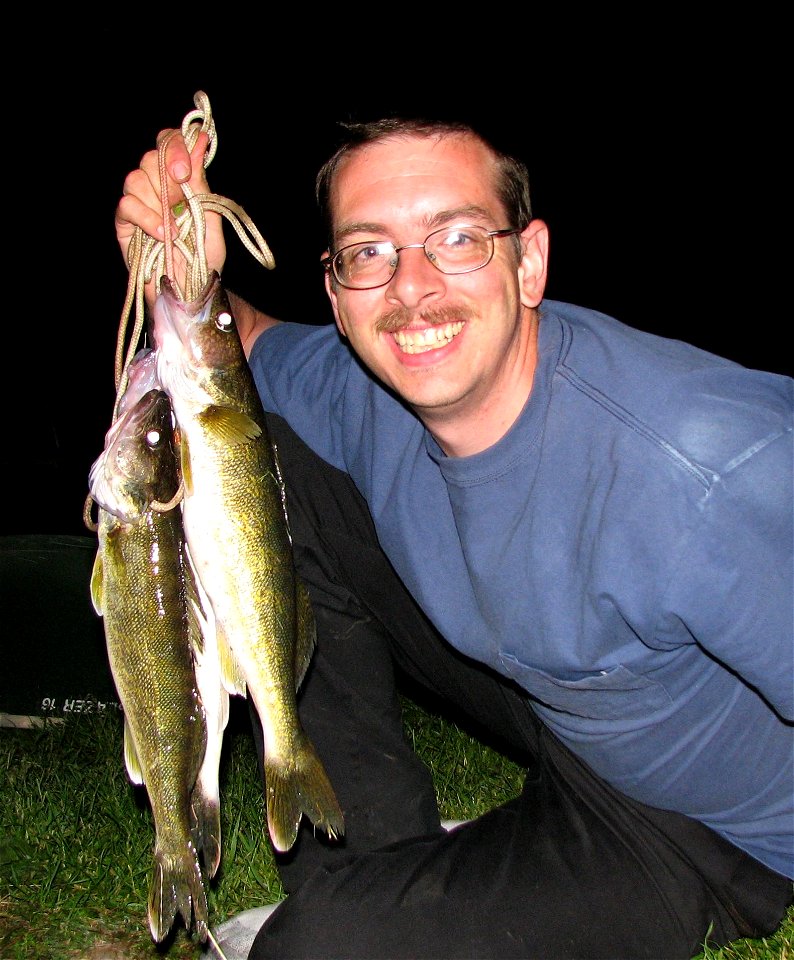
[153,273,344,852]
[89,378,216,942]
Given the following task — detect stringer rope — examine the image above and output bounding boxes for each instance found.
[113,90,275,418]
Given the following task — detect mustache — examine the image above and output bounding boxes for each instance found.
[375,305,474,334]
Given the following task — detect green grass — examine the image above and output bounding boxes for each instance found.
[1,701,791,959]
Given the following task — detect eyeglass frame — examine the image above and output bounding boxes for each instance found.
[321,224,523,290]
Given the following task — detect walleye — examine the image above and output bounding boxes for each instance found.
[88,355,222,943]
[152,271,344,852]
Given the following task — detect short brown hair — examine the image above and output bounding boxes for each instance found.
[315,117,532,254]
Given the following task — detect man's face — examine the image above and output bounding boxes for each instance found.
[324,134,545,435]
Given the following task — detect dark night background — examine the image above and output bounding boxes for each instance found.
[4,29,789,541]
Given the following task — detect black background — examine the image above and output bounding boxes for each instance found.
[6,28,788,538]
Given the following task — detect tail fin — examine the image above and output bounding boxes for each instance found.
[265,735,345,853]
[147,845,209,943]
[191,786,222,879]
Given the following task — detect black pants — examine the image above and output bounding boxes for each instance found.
[246,415,792,959]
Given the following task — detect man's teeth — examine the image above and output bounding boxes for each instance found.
[393,322,464,354]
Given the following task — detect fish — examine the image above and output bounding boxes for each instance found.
[112,355,229,882]
[88,357,222,943]
[152,271,344,852]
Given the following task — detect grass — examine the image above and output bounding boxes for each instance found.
[1,699,791,960]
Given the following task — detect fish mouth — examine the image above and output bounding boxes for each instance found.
[392,321,464,355]
[159,272,221,316]
[154,272,230,373]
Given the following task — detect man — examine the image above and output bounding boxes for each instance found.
[116,117,793,959]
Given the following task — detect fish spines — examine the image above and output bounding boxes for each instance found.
[264,736,345,853]
[147,844,209,944]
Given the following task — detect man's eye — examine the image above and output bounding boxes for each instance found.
[443,230,475,249]
[355,244,384,262]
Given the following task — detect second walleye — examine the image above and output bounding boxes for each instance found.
[152,272,344,853]
[88,351,223,943]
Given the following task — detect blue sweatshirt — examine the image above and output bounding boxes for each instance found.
[249,299,794,879]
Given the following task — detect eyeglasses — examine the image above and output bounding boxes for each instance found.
[322,224,522,290]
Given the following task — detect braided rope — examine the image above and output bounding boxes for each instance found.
[113,90,275,413]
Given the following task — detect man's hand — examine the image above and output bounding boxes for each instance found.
[115,129,226,310]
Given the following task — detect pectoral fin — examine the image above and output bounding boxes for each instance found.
[197,406,262,445]
[90,550,104,616]
[123,718,144,786]
[179,431,193,496]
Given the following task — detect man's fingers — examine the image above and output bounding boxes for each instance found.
[115,192,166,243]
[185,131,211,190]
[156,128,211,189]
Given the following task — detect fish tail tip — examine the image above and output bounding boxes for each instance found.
[148,847,209,943]
[264,747,345,852]
[204,843,222,879]
[147,859,177,943]
[192,794,222,877]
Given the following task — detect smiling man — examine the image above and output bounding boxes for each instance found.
[116,117,793,960]
[319,133,544,457]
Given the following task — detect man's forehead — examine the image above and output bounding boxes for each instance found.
[331,133,499,218]
[340,131,492,174]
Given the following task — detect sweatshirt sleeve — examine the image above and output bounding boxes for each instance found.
[663,424,793,720]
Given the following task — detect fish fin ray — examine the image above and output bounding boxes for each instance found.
[180,431,194,495]
[89,548,104,615]
[197,405,263,445]
[293,578,317,690]
[147,845,208,943]
[191,788,223,879]
[183,558,206,658]
[186,600,205,657]
[123,720,144,786]
[215,621,247,696]
[265,738,345,853]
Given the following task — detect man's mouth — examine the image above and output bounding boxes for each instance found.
[393,321,464,354]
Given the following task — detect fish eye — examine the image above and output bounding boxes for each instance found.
[216,311,234,332]
[146,429,162,449]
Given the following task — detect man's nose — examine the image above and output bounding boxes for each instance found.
[385,246,445,308]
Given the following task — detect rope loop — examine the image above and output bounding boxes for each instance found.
[181,90,218,168]
[114,91,275,412]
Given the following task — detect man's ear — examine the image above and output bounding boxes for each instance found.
[517,220,549,309]
[323,260,348,338]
